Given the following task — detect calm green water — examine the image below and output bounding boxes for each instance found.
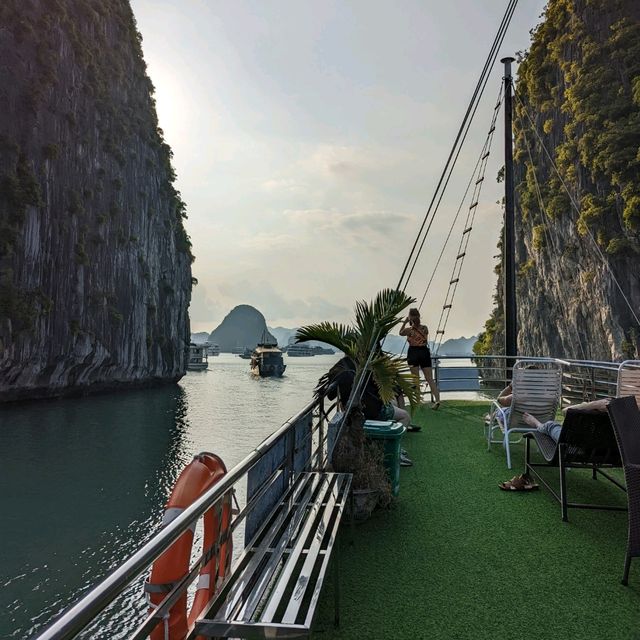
[0,353,340,639]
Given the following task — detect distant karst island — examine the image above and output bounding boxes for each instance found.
[192,305,476,356]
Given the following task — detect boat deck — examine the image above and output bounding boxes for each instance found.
[316,401,638,639]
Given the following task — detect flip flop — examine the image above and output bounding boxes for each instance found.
[407,424,422,432]
[431,402,441,411]
[498,474,539,491]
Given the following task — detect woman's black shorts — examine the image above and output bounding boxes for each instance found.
[407,345,432,368]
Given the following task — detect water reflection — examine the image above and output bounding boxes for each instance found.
[0,387,189,638]
[0,354,341,638]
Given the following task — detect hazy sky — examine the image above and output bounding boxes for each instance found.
[131,0,547,337]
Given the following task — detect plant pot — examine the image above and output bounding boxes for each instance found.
[348,488,380,523]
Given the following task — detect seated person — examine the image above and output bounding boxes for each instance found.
[326,357,410,427]
[485,382,512,424]
[522,398,611,442]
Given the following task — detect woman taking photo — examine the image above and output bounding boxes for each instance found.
[399,308,441,409]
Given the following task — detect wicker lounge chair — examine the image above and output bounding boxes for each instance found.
[524,407,625,521]
[606,395,640,586]
[487,359,562,469]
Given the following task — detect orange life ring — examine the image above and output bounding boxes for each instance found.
[146,452,233,640]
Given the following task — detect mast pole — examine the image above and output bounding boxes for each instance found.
[501,56,517,379]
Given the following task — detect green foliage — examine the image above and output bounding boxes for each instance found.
[518,258,535,277]
[42,143,59,160]
[515,4,640,239]
[67,189,83,216]
[532,224,546,251]
[296,289,421,408]
[0,276,52,335]
[108,305,123,324]
[0,154,44,255]
[479,1,640,357]
[69,319,81,336]
[74,242,89,265]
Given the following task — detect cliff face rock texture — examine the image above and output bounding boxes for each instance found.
[208,306,277,352]
[475,0,640,361]
[0,1,193,401]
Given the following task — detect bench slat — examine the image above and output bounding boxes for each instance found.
[290,475,351,628]
[265,475,349,624]
[194,472,352,639]
[235,474,333,622]
[214,473,323,623]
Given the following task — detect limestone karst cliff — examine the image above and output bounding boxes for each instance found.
[208,306,277,352]
[475,0,640,361]
[0,1,193,401]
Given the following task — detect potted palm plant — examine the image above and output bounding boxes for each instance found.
[295,288,421,520]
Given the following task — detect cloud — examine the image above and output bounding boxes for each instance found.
[215,278,350,325]
[188,284,223,327]
[282,208,414,245]
[238,232,298,251]
[261,178,306,193]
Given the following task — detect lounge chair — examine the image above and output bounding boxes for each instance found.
[524,406,625,521]
[487,359,562,469]
[617,360,640,405]
[606,395,640,585]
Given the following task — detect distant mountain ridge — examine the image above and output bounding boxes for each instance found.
[382,334,477,356]
[192,311,475,356]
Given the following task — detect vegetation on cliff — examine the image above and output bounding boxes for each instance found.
[475,0,640,360]
[0,0,194,399]
[0,1,193,337]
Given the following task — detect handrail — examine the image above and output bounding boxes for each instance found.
[32,354,630,639]
[34,389,335,640]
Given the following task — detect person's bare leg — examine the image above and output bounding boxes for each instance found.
[422,366,440,405]
[409,365,423,402]
[522,412,543,429]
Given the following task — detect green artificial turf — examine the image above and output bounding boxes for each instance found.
[314,401,639,640]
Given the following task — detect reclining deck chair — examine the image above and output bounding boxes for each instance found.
[607,395,640,586]
[487,359,562,469]
[617,360,640,404]
[524,406,625,521]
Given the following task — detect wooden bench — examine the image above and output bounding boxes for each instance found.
[194,471,352,638]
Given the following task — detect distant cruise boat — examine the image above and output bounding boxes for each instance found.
[187,343,208,371]
[287,344,315,357]
[231,345,245,354]
[250,342,286,377]
[206,343,220,356]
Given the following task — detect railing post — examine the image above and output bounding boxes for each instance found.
[286,422,296,483]
[318,395,325,471]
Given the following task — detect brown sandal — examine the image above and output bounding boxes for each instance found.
[498,474,539,492]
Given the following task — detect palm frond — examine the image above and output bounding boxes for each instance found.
[295,322,357,356]
[371,288,416,336]
[368,353,421,407]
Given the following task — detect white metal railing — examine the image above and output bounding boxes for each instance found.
[31,353,631,639]
[431,354,620,406]
[33,388,339,640]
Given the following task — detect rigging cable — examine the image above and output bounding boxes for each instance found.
[431,88,503,354]
[393,88,502,359]
[418,87,503,312]
[335,1,520,444]
[514,90,640,330]
[396,0,519,294]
